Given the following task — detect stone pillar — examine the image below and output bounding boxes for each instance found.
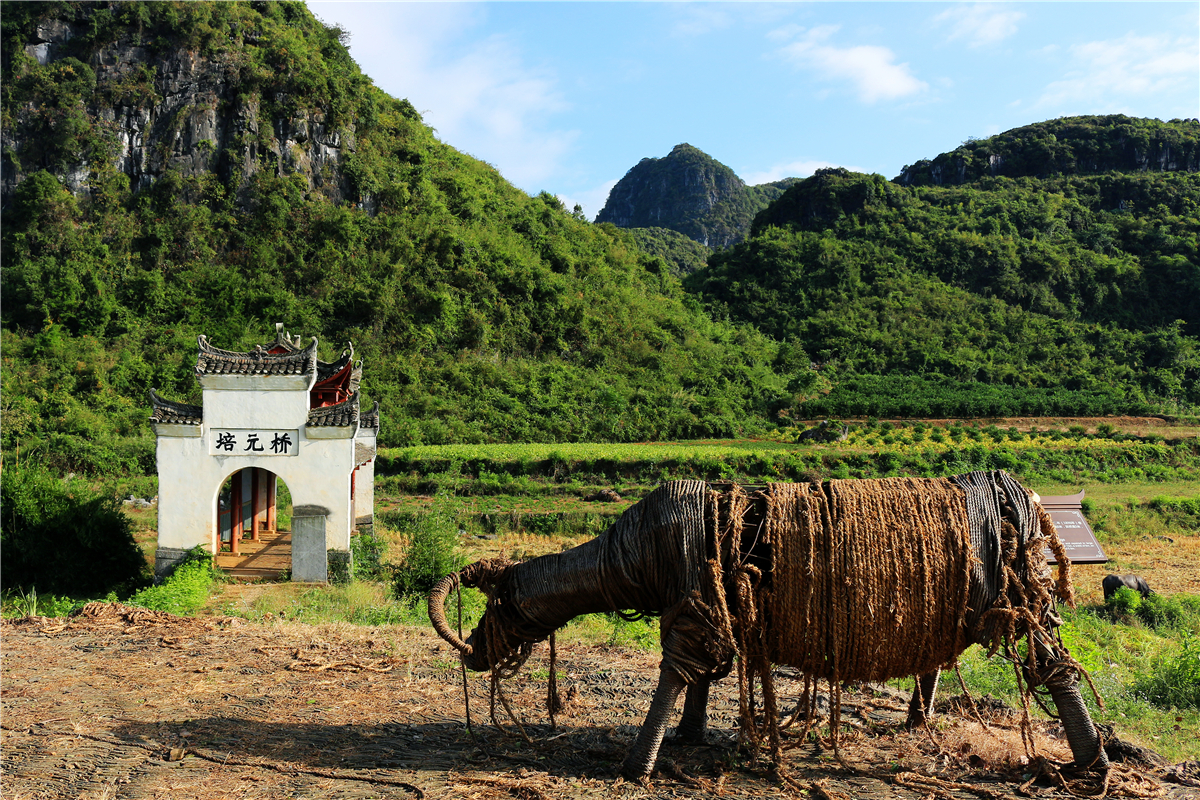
[292,504,330,583]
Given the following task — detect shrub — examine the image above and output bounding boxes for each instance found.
[127,547,214,615]
[1130,635,1200,710]
[1105,587,1200,632]
[327,549,351,585]
[386,509,466,598]
[1,462,147,596]
[351,532,387,581]
[1105,586,1143,617]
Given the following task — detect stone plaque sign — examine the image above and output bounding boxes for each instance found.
[1038,490,1107,564]
[209,429,299,456]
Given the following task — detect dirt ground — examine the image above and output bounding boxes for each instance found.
[3,606,1196,800]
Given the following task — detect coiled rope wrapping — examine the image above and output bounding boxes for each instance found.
[766,477,974,682]
[734,471,1080,768]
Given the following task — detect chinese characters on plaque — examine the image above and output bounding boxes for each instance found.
[210,430,299,456]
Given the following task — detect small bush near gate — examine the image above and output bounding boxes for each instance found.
[1,462,148,597]
[127,547,215,615]
[385,508,465,599]
[327,549,351,585]
[351,533,387,581]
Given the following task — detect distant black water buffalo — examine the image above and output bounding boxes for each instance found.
[1102,574,1153,600]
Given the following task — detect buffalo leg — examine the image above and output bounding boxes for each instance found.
[676,678,710,743]
[1030,631,1109,770]
[905,670,940,728]
[622,669,687,779]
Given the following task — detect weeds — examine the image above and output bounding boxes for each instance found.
[0,586,83,618]
[350,532,388,581]
[1103,587,1200,632]
[1130,635,1200,711]
[127,547,215,615]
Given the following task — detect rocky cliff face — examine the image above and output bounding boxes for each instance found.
[596,144,792,248]
[895,115,1199,187]
[2,5,361,210]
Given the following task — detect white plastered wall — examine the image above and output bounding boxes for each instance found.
[155,375,359,556]
[354,427,377,523]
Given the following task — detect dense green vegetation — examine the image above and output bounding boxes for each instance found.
[2,3,1198,484]
[690,154,1200,418]
[376,424,1200,500]
[896,115,1200,186]
[1,461,148,595]
[626,226,712,276]
[2,1,810,470]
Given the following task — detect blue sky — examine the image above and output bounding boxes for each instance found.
[306,2,1199,219]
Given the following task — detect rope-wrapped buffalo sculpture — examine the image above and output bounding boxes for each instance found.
[429,471,1107,779]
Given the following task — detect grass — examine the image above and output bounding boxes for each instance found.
[127,548,216,615]
[950,592,1200,763]
[0,586,89,618]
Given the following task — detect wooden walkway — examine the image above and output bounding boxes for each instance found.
[214,530,291,581]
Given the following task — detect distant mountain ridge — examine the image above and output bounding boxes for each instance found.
[596,143,795,248]
[896,115,1199,187]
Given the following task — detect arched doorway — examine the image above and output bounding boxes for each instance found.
[214,468,294,580]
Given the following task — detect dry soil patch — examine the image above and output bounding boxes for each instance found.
[3,606,1192,800]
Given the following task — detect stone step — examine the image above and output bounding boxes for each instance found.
[216,530,292,579]
[223,566,289,582]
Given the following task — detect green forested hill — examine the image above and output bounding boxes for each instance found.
[1,1,806,474]
[896,115,1200,186]
[2,2,1198,479]
[624,227,712,277]
[688,123,1200,416]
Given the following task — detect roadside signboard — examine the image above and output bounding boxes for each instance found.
[1038,490,1107,564]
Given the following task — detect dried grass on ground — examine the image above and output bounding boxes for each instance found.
[3,606,1194,800]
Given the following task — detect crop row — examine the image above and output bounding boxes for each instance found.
[376,438,1200,495]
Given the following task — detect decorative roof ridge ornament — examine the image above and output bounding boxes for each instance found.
[314,345,356,381]
[195,335,319,378]
[267,323,309,353]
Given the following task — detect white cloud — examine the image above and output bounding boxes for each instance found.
[1036,32,1200,112]
[670,5,733,38]
[307,2,578,191]
[934,4,1024,48]
[776,26,928,103]
[741,159,866,186]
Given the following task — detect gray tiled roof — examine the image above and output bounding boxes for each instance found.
[307,391,360,428]
[266,325,356,382]
[316,348,355,381]
[359,401,381,430]
[195,335,318,377]
[148,389,202,425]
